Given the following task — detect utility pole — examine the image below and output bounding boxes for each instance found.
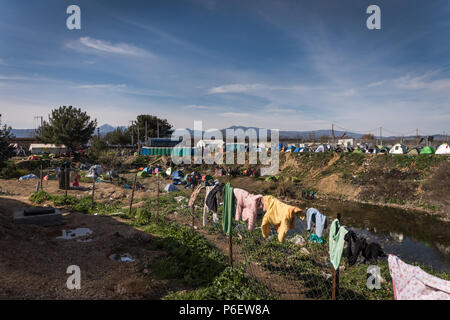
[137,124,140,154]
[129,121,134,149]
[145,120,148,146]
[332,123,335,146]
[157,119,160,138]
[380,127,383,147]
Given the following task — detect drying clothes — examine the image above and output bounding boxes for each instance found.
[188,184,204,208]
[309,233,323,244]
[388,254,450,300]
[205,184,221,213]
[362,242,386,265]
[261,195,304,243]
[344,230,366,266]
[233,188,264,231]
[222,183,235,236]
[344,230,386,265]
[329,219,348,270]
[203,185,218,227]
[306,207,328,238]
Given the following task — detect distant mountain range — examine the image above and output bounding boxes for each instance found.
[10,124,446,140]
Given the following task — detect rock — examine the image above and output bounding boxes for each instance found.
[300,247,310,255]
[289,235,306,246]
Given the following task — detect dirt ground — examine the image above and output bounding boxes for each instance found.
[0,178,186,299]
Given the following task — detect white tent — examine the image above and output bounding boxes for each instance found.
[315,145,326,153]
[435,143,450,155]
[389,143,407,154]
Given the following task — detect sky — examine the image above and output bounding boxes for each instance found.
[0,0,449,136]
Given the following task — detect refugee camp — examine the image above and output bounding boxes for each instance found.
[0,0,449,306]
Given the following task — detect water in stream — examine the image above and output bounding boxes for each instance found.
[291,200,450,272]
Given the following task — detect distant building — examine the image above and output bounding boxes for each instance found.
[29,144,67,155]
[337,138,354,148]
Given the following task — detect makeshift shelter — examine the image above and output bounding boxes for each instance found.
[164,183,178,192]
[407,148,419,155]
[85,165,103,177]
[420,146,435,155]
[352,148,363,154]
[435,143,450,155]
[389,143,407,154]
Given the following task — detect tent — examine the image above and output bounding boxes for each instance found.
[420,146,435,155]
[435,143,450,155]
[389,143,407,154]
[171,170,185,180]
[352,148,363,154]
[407,148,419,155]
[137,171,148,178]
[19,174,38,181]
[315,145,326,153]
[86,165,103,177]
[164,183,178,192]
[293,147,301,152]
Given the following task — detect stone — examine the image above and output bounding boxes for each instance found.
[289,234,306,246]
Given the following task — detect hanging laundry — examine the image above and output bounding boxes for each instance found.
[309,233,323,244]
[306,207,328,238]
[222,183,235,236]
[233,188,263,231]
[203,185,218,227]
[205,183,221,213]
[388,254,450,300]
[188,184,204,208]
[344,230,366,266]
[329,219,348,270]
[261,195,304,243]
[344,230,386,265]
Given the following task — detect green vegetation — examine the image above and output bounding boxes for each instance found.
[29,190,124,214]
[37,105,97,151]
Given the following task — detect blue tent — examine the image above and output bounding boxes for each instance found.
[293,147,301,152]
[164,183,178,192]
[171,170,185,180]
[278,143,283,151]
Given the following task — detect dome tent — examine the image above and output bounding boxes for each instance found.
[164,183,178,192]
[420,146,435,154]
[435,143,450,155]
[389,143,407,154]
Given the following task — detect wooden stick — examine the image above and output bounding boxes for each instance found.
[65,168,68,197]
[91,176,96,209]
[156,173,160,224]
[129,173,137,216]
[39,164,43,191]
[228,234,233,268]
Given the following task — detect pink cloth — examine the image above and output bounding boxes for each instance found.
[388,254,450,300]
[233,188,263,231]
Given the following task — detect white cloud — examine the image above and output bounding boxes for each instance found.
[208,83,315,94]
[219,112,249,117]
[75,84,127,89]
[67,37,152,57]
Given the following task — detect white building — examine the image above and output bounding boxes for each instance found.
[337,138,354,148]
[29,144,67,155]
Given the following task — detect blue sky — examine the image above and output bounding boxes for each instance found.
[0,0,449,135]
